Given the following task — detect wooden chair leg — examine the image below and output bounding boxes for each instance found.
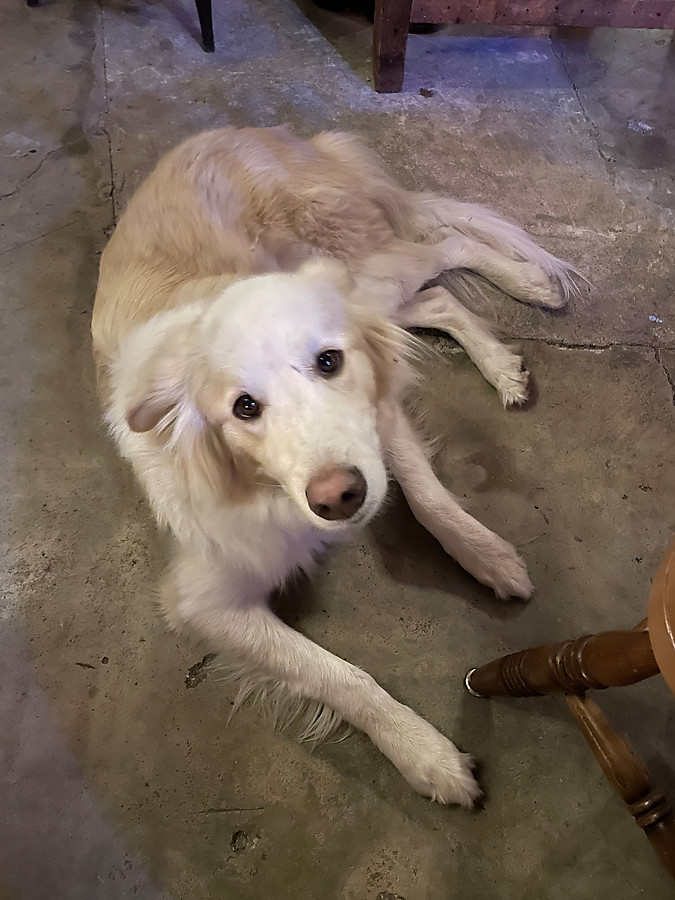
[373,0,412,92]
[465,627,660,698]
[566,694,675,880]
[195,0,215,53]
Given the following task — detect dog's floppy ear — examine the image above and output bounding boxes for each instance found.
[127,390,178,434]
[118,310,258,505]
[124,326,199,435]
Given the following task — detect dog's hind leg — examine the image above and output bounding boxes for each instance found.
[396,286,529,407]
[383,403,533,600]
[355,236,542,312]
[436,233,568,309]
[411,193,583,308]
[164,548,481,807]
[357,231,573,315]
[355,240,464,311]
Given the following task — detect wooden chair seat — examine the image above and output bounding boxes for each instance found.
[649,535,675,695]
[466,536,675,880]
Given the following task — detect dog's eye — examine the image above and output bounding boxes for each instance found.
[233,394,262,420]
[316,349,343,377]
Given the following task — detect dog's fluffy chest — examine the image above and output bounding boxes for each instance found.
[195,490,346,588]
[209,489,346,590]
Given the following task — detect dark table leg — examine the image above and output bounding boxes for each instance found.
[195,0,215,53]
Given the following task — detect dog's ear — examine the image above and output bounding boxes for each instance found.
[124,327,199,434]
[119,313,257,504]
[127,391,178,433]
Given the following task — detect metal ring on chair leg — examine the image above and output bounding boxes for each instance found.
[464,668,486,698]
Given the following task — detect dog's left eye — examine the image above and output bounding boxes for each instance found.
[316,349,343,377]
[233,394,263,420]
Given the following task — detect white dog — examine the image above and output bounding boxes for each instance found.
[92,127,578,806]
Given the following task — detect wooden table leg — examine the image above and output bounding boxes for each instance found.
[566,694,675,880]
[373,0,412,92]
[465,628,660,698]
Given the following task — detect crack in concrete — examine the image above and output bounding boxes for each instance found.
[0,149,59,201]
[0,218,85,257]
[550,38,617,189]
[655,348,675,405]
[200,807,266,814]
[520,337,673,350]
[97,0,116,224]
[490,336,674,352]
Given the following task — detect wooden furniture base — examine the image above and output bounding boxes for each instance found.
[566,693,675,878]
[465,537,675,881]
[373,0,675,91]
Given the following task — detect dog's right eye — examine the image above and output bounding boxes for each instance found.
[233,394,262,420]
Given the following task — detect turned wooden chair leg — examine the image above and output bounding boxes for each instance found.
[465,627,660,698]
[373,0,412,92]
[566,694,675,879]
[195,0,215,53]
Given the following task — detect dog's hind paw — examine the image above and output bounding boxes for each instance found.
[509,263,567,309]
[534,269,568,309]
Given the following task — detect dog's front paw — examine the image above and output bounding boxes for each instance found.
[474,537,534,601]
[498,369,529,407]
[453,533,534,601]
[374,707,481,807]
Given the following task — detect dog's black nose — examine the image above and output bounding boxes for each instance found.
[306,466,367,521]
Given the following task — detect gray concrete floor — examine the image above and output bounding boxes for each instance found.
[1,1,674,898]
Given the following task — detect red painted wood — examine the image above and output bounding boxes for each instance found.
[409,0,675,28]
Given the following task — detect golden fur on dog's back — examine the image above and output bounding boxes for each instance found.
[92,127,416,366]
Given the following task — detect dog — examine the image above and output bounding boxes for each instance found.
[92,127,579,806]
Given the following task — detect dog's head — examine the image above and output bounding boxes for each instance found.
[121,260,412,531]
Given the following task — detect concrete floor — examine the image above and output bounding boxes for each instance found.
[1,1,674,897]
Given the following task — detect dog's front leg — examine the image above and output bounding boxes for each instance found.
[383,404,534,600]
[164,548,480,807]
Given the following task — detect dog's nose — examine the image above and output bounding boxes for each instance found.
[306,466,367,521]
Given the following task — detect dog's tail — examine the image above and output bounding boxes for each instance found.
[411,193,586,305]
